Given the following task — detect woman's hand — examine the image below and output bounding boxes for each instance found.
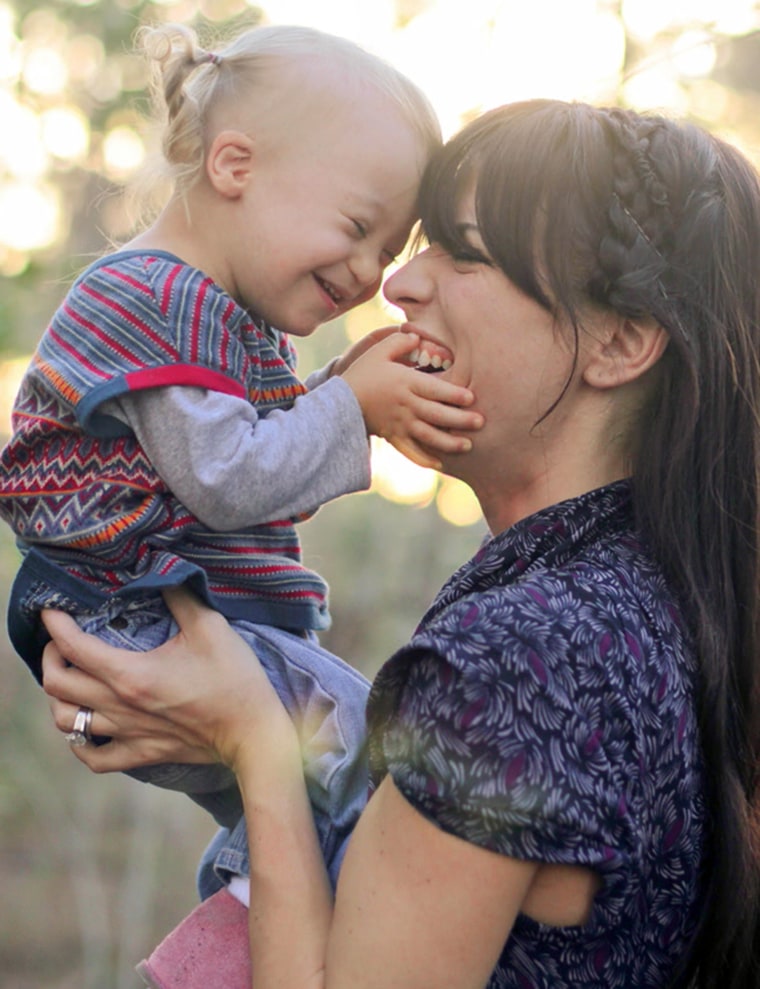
[42,587,293,774]
[44,634,215,771]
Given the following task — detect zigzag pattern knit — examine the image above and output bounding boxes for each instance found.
[0,251,331,669]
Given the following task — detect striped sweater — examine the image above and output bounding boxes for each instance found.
[0,250,340,669]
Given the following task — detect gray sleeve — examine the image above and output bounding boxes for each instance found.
[102,379,371,531]
[303,358,339,390]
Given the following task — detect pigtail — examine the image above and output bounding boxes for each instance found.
[137,23,224,195]
[127,19,439,225]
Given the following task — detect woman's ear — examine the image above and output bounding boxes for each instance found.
[205,130,255,199]
[583,314,669,390]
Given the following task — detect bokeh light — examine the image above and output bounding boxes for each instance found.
[0,93,47,178]
[0,180,60,251]
[370,437,438,506]
[22,44,68,94]
[40,106,90,161]
[102,123,146,178]
[2,0,760,524]
[436,477,483,527]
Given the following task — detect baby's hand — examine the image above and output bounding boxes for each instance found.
[331,325,400,377]
[339,331,484,470]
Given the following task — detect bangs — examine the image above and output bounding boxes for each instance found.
[418,101,612,319]
[416,134,478,257]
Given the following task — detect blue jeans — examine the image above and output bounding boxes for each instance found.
[78,596,371,891]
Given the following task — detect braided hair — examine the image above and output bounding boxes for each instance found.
[419,99,760,988]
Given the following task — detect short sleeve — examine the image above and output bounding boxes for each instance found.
[375,627,633,871]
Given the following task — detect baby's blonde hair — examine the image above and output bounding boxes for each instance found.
[137,22,441,203]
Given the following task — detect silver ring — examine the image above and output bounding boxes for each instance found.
[64,707,93,747]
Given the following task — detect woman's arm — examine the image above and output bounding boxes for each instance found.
[329,776,538,988]
[42,590,537,989]
[238,755,539,989]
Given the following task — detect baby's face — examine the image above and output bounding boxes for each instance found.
[221,84,430,336]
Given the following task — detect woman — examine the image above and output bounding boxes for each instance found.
[41,99,760,988]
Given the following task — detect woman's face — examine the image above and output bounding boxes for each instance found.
[383,190,583,527]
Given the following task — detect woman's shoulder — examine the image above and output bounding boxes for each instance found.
[418,480,681,652]
[367,549,705,881]
[417,541,687,679]
[369,513,697,774]
[370,480,696,750]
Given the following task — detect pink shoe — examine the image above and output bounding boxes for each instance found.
[136,888,251,989]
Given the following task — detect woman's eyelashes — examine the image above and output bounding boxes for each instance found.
[421,229,491,267]
[451,246,492,267]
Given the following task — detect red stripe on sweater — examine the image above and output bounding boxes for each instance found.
[190,278,212,363]
[205,542,301,555]
[50,324,111,379]
[124,365,246,398]
[160,263,181,316]
[209,585,324,601]
[80,284,176,358]
[100,265,155,297]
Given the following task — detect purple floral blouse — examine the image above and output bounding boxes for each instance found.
[367,481,706,988]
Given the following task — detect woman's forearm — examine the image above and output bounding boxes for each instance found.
[236,726,333,989]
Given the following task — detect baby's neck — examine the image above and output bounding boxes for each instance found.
[124,203,231,297]
[124,202,191,258]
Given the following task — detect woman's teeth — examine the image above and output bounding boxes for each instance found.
[410,348,452,371]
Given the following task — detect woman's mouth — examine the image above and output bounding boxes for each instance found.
[399,327,454,372]
[409,344,453,372]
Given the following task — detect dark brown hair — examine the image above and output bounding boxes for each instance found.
[419,99,760,988]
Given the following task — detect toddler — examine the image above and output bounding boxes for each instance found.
[0,21,480,896]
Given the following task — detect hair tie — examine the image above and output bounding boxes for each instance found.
[203,51,222,66]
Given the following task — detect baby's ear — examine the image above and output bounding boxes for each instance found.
[205,130,255,198]
[583,314,669,390]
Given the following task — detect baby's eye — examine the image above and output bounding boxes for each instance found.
[352,219,368,238]
[381,249,398,267]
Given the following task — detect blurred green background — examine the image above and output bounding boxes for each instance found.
[2,0,760,985]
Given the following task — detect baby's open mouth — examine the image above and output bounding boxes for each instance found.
[315,275,344,304]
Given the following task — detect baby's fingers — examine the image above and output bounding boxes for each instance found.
[407,421,475,456]
[388,437,442,471]
[408,395,484,434]
[413,374,476,410]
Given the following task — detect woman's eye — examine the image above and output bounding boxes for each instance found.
[452,249,491,267]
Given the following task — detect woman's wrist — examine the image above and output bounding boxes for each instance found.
[223,675,303,777]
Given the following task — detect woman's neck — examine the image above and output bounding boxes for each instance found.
[468,418,631,536]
